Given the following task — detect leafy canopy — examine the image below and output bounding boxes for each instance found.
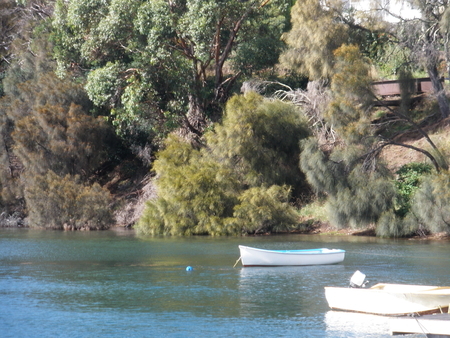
[52,0,293,144]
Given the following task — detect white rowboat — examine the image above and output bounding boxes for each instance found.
[238,245,345,267]
[325,283,450,316]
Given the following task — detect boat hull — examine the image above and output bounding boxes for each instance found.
[325,284,450,316]
[238,245,345,267]
[389,313,450,336]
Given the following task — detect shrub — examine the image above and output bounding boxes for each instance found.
[207,92,310,197]
[233,185,300,234]
[410,171,450,234]
[137,93,309,236]
[24,171,113,229]
[136,136,241,236]
[394,162,432,217]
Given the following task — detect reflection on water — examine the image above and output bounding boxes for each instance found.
[324,311,426,338]
[0,229,449,337]
[325,311,391,337]
[238,265,345,318]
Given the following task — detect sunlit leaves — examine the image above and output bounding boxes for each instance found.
[137,135,240,236]
[207,92,310,193]
[233,185,299,234]
[52,0,293,143]
[137,93,308,236]
[85,62,121,107]
[326,44,374,144]
[280,0,349,79]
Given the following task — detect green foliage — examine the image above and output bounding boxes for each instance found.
[232,4,290,75]
[372,43,422,79]
[10,74,115,179]
[300,138,341,196]
[206,92,310,196]
[327,166,396,229]
[52,0,293,142]
[233,185,299,234]
[326,44,375,144]
[394,163,432,217]
[375,211,405,238]
[300,138,397,229]
[0,27,120,226]
[25,171,113,229]
[280,0,349,79]
[85,62,121,107]
[137,93,307,236]
[410,171,450,234]
[136,135,241,236]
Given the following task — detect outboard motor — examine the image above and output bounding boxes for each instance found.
[349,270,369,288]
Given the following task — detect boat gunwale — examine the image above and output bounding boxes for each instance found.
[327,306,450,317]
[325,284,450,294]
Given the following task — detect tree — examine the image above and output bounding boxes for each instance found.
[300,136,397,229]
[389,0,450,118]
[206,91,310,197]
[410,171,450,235]
[280,0,350,80]
[282,0,450,119]
[52,0,293,144]
[326,44,375,144]
[0,0,54,97]
[136,92,308,236]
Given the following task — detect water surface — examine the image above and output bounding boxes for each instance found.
[1,228,449,337]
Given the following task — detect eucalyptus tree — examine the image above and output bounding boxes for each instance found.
[52,0,292,145]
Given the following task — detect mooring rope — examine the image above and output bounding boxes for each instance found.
[233,256,241,268]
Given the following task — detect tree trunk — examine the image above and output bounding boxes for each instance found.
[427,64,450,119]
[186,94,205,136]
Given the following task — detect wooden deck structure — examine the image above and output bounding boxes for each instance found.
[372,77,444,107]
[373,77,442,97]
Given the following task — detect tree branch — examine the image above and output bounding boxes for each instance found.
[363,140,441,172]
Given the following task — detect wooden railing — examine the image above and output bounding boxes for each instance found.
[373,77,443,97]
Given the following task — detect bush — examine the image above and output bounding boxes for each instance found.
[136,136,241,236]
[25,171,114,229]
[137,93,308,236]
[300,138,397,230]
[394,162,432,217]
[233,185,300,234]
[207,92,310,197]
[410,171,450,234]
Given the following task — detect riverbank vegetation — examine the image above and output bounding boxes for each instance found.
[1,0,450,238]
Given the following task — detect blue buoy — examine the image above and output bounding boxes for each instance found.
[186,266,193,271]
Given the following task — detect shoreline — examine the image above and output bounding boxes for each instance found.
[1,222,449,241]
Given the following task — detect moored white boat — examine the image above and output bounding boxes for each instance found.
[325,272,450,316]
[389,313,450,336]
[238,245,345,267]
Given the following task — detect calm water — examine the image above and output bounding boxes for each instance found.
[0,229,449,338]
